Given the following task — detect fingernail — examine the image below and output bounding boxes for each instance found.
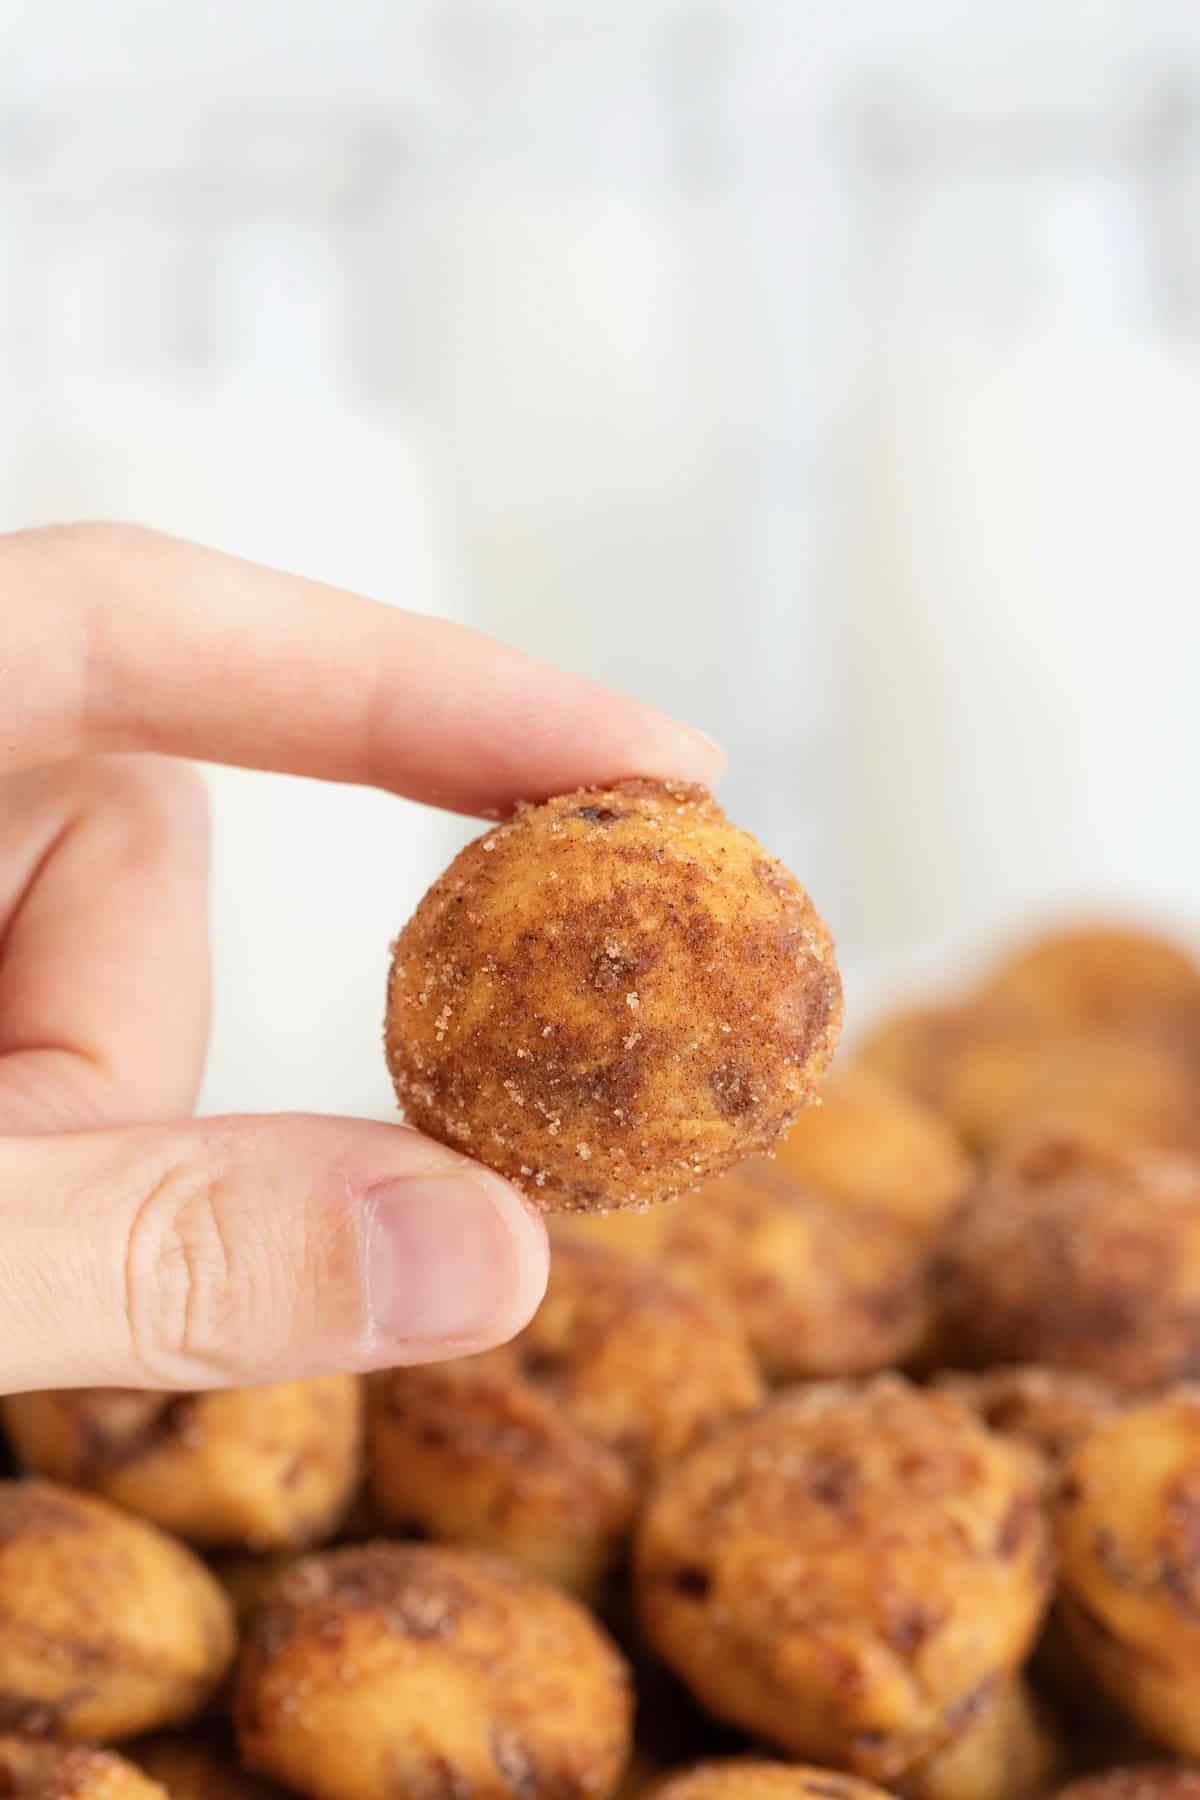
[363,1172,546,1348]
[686,724,728,782]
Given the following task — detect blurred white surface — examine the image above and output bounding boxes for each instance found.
[3,2,1200,1114]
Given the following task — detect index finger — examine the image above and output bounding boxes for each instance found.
[4,523,724,813]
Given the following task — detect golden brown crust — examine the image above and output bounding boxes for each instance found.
[1056,1393,1200,1756]
[635,1377,1051,1782]
[897,1679,1063,1800]
[938,1137,1200,1390]
[775,1064,972,1236]
[368,1242,761,1594]
[385,781,842,1211]
[0,1481,234,1743]
[932,1368,1119,1481]
[648,1764,898,1800]
[0,1379,362,1552]
[235,1542,633,1800]
[0,1737,168,1798]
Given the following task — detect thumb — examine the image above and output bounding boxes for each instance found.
[0,1116,548,1392]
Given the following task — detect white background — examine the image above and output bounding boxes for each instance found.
[3,1,1200,1115]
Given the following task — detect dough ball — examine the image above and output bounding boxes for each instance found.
[979,924,1200,1047]
[385,781,841,1211]
[938,1136,1200,1390]
[235,1542,633,1800]
[0,1480,234,1741]
[1056,1392,1200,1755]
[0,1379,362,1552]
[635,1377,1051,1781]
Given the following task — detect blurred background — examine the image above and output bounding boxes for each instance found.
[3,1,1200,1118]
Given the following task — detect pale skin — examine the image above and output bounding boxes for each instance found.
[0,522,724,1393]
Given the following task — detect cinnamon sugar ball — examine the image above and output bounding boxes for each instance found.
[858,1004,1200,1160]
[385,781,841,1211]
[0,1379,362,1552]
[649,1765,898,1800]
[938,1137,1200,1390]
[234,1543,633,1800]
[898,1680,1063,1800]
[937,1030,1200,1159]
[979,923,1200,1046]
[556,1160,934,1383]
[635,1378,1051,1783]
[0,1737,168,1798]
[0,1481,234,1742]
[1056,1393,1200,1756]
[367,1240,761,1596]
[773,1064,972,1237]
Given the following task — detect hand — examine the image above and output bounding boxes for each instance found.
[0,523,723,1392]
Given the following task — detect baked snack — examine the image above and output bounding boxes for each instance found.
[385,781,841,1210]
[0,1379,362,1552]
[978,924,1200,1046]
[1056,1392,1200,1754]
[235,1543,633,1800]
[936,1031,1200,1158]
[635,1377,1051,1781]
[368,1241,761,1594]
[0,1737,168,1797]
[0,1480,234,1741]
[938,1136,1200,1389]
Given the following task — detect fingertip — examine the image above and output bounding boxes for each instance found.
[634,712,728,791]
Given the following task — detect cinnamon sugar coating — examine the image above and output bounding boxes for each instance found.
[635,1377,1051,1782]
[0,1481,234,1743]
[235,1543,633,1800]
[1056,1393,1200,1756]
[385,781,841,1211]
[1,1380,361,1553]
[938,1137,1200,1390]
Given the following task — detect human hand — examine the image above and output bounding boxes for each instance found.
[0,523,723,1392]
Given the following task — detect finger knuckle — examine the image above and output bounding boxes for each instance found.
[122,1129,257,1386]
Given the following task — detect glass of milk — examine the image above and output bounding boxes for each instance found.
[1,102,462,1119]
[837,61,1200,973]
